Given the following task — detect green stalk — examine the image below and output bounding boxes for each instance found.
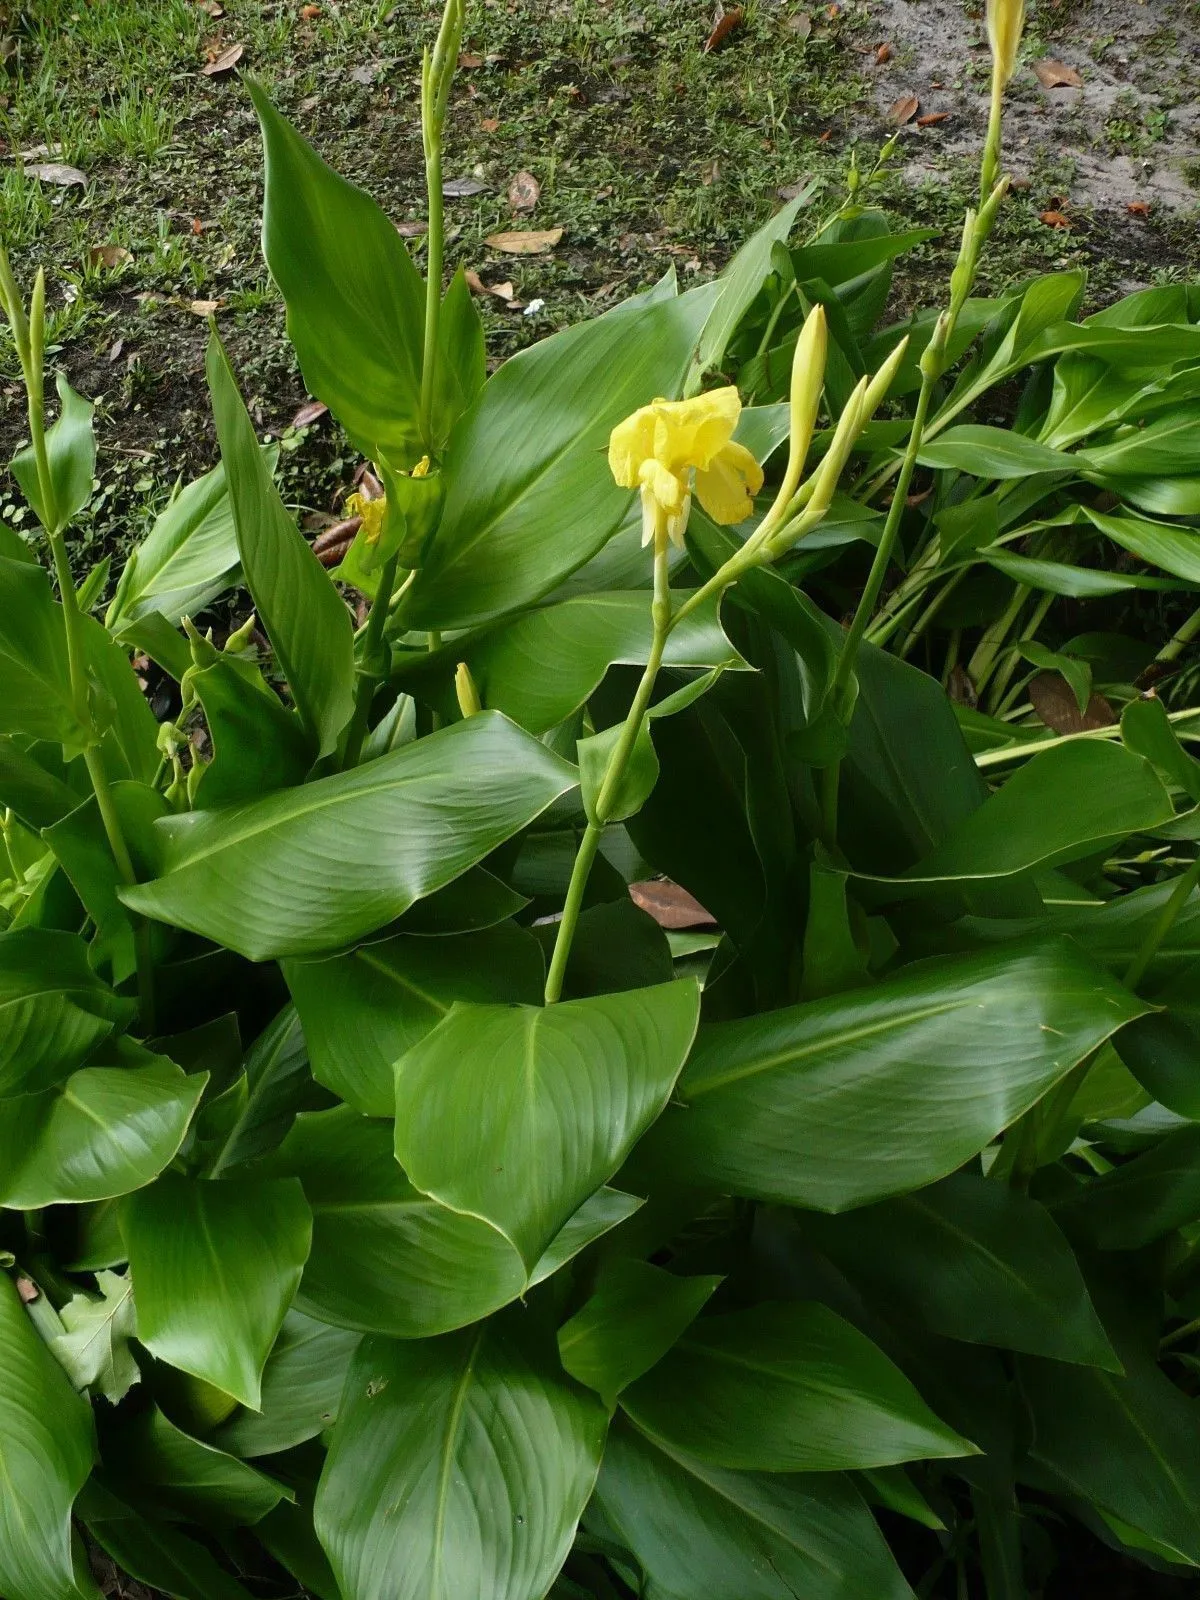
[1156,603,1200,667]
[545,538,672,1004]
[418,0,463,447]
[341,550,401,769]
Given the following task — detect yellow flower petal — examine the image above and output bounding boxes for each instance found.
[639,457,687,513]
[694,440,763,526]
[654,387,742,473]
[609,406,660,488]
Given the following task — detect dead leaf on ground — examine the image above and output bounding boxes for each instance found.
[786,10,813,36]
[15,142,62,160]
[200,42,244,76]
[88,244,133,269]
[778,180,808,200]
[199,0,224,15]
[704,6,744,51]
[395,219,427,237]
[350,60,387,85]
[1127,199,1151,217]
[300,2,322,16]
[191,217,204,235]
[187,298,223,316]
[875,41,893,63]
[107,338,125,364]
[508,169,540,211]
[481,116,500,132]
[25,161,86,187]
[464,269,487,295]
[1029,673,1114,735]
[1033,57,1081,88]
[291,400,328,429]
[916,110,951,127]
[484,227,562,255]
[1039,209,1071,228]
[630,879,718,930]
[458,52,483,68]
[887,94,919,125]
[443,175,488,197]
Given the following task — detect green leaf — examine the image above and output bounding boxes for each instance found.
[987,550,1185,598]
[107,1406,286,1528]
[430,266,487,452]
[1020,640,1092,718]
[558,1261,721,1407]
[187,654,315,808]
[621,1302,972,1472]
[594,1418,915,1600]
[207,1005,318,1175]
[122,711,576,961]
[0,928,132,1098]
[50,1268,139,1404]
[256,1501,341,1600]
[1079,408,1200,476]
[578,669,726,826]
[11,374,95,533]
[394,978,700,1270]
[1053,1125,1200,1249]
[800,1173,1120,1369]
[315,1320,607,1600]
[694,186,815,377]
[206,332,355,759]
[215,1310,360,1459]
[82,1486,257,1600]
[0,551,78,744]
[917,425,1076,479]
[249,83,425,463]
[284,923,545,1116]
[1121,695,1200,802]
[0,737,79,830]
[641,939,1147,1211]
[123,1172,312,1409]
[1084,504,1200,585]
[0,1045,206,1208]
[399,281,720,630]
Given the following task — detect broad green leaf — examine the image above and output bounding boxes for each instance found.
[250,83,425,463]
[1053,1125,1200,1249]
[123,1172,312,1409]
[207,1005,319,1176]
[0,551,78,743]
[0,928,132,1098]
[11,374,95,533]
[594,1418,914,1600]
[621,1302,972,1472]
[577,669,726,826]
[641,939,1147,1211]
[107,1406,285,1528]
[1121,695,1200,802]
[216,1311,360,1458]
[315,1321,607,1600]
[82,1485,257,1600]
[987,550,1184,597]
[187,654,315,808]
[0,1272,95,1600]
[122,711,576,961]
[0,1046,206,1208]
[800,1174,1119,1368]
[1084,504,1200,585]
[206,333,355,759]
[392,590,748,737]
[284,923,545,1115]
[430,266,487,452]
[694,186,815,377]
[394,978,700,1270]
[558,1261,721,1406]
[256,1501,341,1600]
[399,281,720,630]
[1079,409,1200,476]
[0,737,79,830]
[792,227,938,289]
[51,1268,139,1404]
[917,425,1075,479]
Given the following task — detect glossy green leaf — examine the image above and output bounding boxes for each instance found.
[11,374,95,533]
[917,425,1075,479]
[0,550,79,744]
[122,711,576,961]
[0,1046,206,1208]
[1079,409,1200,476]
[800,1173,1119,1368]
[187,654,315,808]
[0,927,132,1097]
[558,1261,721,1406]
[0,1272,95,1600]
[399,281,720,630]
[82,1485,257,1600]
[207,332,355,759]
[207,1005,318,1176]
[107,1406,285,1528]
[594,1418,914,1600]
[1054,1125,1200,1249]
[316,1320,607,1600]
[642,940,1147,1210]
[216,1311,360,1458]
[695,186,814,376]
[1121,695,1200,802]
[621,1302,972,1472]
[284,923,545,1116]
[394,978,700,1270]
[1084,504,1200,585]
[250,83,425,462]
[430,266,487,452]
[51,1268,139,1404]
[0,737,79,829]
[987,550,1184,598]
[124,1172,311,1408]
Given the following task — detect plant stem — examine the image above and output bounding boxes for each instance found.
[1160,1314,1200,1353]
[544,539,671,1004]
[975,706,1200,769]
[418,0,462,447]
[1123,854,1200,992]
[1156,603,1200,667]
[341,551,401,769]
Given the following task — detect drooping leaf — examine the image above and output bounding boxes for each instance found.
[51,1268,139,1404]
[82,1484,257,1600]
[916,425,1075,479]
[123,1172,312,1408]
[394,979,700,1270]
[0,927,132,1097]
[315,1320,607,1600]
[186,654,315,808]
[105,1406,286,1528]
[215,1310,360,1459]
[0,552,79,744]
[122,712,577,961]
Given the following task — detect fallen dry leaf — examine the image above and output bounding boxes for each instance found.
[300,2,321,15]
[458,51,483,68]
[1127,199,1151,217]
[704,5,744,51]
[443,175,488,198]
[778,179,808,200]
[199,0,224,14]
[188,298,223,315]
[291,400,328,429]
[1033,57,1081,88]
[192,217,204,235]
[16,142,62,160]
[464,269,487,295]
[887,94,919,125]
[88,243,133,269]
[24,161,86,187]
[946,665,977,708]
[1039,209,1071,228]
[350,60,386,85]
[916,110,951,127]
[200,42,244,76]
[1029,674,1114,735]
[786,9,813,36]
[481,116,500,132]
[818,128,832,142]
[875,41,892,63]
[508,169,540,211]
[395,220,427,237]
[312,516,361,568]
[629,879,718,930]
[107,338,125,364]
[484,227,563,255]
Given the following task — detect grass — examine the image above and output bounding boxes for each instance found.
[0,0,1194,583]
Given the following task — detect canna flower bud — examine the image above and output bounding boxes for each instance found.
[804,376,869,523]
[455,661,483,718]
[986,0,1026,87]
[859,334,910,423]
[773,304,828,518]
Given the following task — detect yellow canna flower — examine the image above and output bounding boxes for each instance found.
[609,387,764,550]
[345,490,386,547]
[986,0,1025,86]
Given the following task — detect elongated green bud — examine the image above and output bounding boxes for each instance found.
[859,334,909,422]
[28,269,46,388]
[455,661,483,718]
[987,0,1026,87]
[803,375,869,523]
[779,304,828,510]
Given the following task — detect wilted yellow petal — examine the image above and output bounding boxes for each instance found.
[695,440,763,526]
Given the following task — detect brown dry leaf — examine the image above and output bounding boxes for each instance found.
[946,665,978,708]
[464,268,487,295]
[107,338,125,365]
[1039,209,1071,228]
[458,51,483,68]
[200,42,244,76]
[395,219,427,237]
[1127,199,1151,217]
[629,879,718,931]
[1033,57,1081,88]
[875,41,893,63]
[508,169,540,211]
[291,400,328,429]
[484,227,562,255]
[1029,673,1114,735]
[300,2,321,15]
[916,110,951,127]
[481,116,501,132]
[786,9,813,36]
[24,161,86,187]
[88,243,132,269]
[199,0,224,14]
[188,298,223,315]
[312,516,361,568]
[818,128,832,142]
[704,5,744,51]
[887,94,919,124]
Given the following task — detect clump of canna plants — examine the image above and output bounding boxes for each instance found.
[3,1,1200,1597]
